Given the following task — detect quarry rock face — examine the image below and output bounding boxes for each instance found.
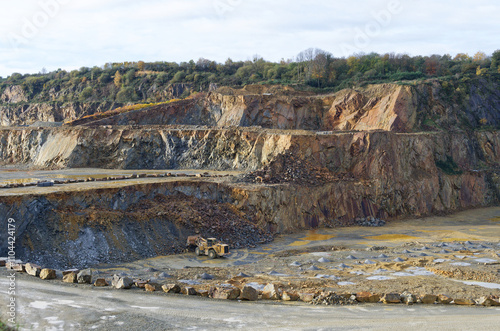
[1,85,28,104]
[0,99,118,127]
[0,81,498,269]
[323,85,418,132]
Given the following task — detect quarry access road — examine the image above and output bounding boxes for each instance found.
[1,273,500,331]
[0,168,242,196]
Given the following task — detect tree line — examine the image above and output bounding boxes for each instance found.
[1,49,499,103]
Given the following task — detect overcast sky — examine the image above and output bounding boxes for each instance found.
[0,0,498,77]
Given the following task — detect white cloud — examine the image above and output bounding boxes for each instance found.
[0,0,499,77]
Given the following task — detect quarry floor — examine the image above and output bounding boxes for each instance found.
[89,207,500,298]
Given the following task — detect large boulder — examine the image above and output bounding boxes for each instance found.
[182,287,198,296]
[63,272,78,283]
[62,269,79,276]
[211,286,241,300]
[40,269,56,280]
[111,275,121,287]
[453,298,475,305]
[299,292,316,303]
[478,296,500,307]
[381,293,401,304]
[135,280,149,288]
[197,290,210,297]
[12,264,25,272]
[113,276,134,289]
[262,284,281,300]
[437,294,453,304]
[94,278,108,287]
[401,291,417,305]
[240,286,258,301]
[25,263,42,277]
[356,292,380,303]
[77,270,92,284]
[162,284,181,294]
[419,294,437,304]
[145,284,156,292]
[282,291,299,302]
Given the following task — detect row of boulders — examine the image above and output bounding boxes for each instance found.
[6,262,109,287]
[313,291,500,306]
[0,172,229,189]
[106,275,500,307]
[6,261,500,306]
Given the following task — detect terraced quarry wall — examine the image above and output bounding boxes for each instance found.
[0,128,498,268]
[0,79,498,268]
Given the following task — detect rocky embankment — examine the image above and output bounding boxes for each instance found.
[2,79,500,131]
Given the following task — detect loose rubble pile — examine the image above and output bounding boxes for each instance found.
[122,193,274,249]
[241,151,349,186]
[355,216,386,227]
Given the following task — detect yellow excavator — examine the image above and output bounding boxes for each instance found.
[186,235,230,259]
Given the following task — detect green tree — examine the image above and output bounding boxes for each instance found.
[156,72,170,84]
[171,70,186,83]
[79,86,93,100]
[98,72,111,84]
[116,87,137,102]
[491,50,500,69]
[124,69,136,85]
[454,53,471,62]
